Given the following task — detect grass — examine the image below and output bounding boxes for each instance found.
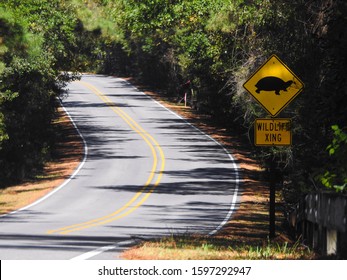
[34,173,63,180]
[122,235,316,260]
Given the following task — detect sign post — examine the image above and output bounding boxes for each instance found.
[243,54,304,238]
[269,159,280,239]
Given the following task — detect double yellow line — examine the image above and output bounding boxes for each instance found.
[48,81,165,235]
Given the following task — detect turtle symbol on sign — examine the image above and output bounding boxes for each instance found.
[255,76,294,95]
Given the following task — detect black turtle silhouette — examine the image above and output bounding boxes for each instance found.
[255,76,294,95]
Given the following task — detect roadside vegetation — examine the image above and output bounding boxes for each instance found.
[1,0,346,258]
[0,0,79,185]
[122,235,316,260]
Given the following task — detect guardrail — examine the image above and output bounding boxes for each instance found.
[288,192,347,258]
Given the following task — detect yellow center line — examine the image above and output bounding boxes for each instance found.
[47,80,165,234]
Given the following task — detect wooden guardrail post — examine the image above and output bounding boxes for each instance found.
[289,192,347,257]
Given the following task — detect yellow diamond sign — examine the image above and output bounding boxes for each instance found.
[243,55,304,117]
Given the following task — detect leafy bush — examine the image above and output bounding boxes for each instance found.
[319,125,347,193]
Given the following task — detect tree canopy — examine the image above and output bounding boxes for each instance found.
[1,0,346,198]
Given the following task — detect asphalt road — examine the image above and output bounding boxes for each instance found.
[0,74,240,260]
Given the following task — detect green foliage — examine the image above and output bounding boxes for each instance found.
[328,125,347,156]
[319,125,347,193]
[2,0,79,70]
[0,1,79,184]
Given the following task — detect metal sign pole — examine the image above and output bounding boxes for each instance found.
[269,159,276,239]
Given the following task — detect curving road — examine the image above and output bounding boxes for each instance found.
[0,74,240,259]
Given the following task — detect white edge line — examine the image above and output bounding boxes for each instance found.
[70,240,134,260]
[119,77,241,236]
[0,98,88,218]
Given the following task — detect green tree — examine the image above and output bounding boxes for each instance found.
[0,2,78,184]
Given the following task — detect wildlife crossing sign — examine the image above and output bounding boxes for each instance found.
[243,54,304,117]
[255,118,291,146]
